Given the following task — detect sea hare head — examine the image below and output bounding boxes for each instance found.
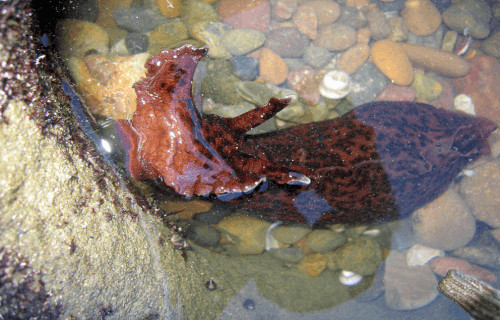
[134,45,208,102]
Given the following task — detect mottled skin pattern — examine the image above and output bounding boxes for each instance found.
[230,102,497,225]
[116,45,308,199]
[117,45,497,225]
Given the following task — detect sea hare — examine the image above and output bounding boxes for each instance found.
[116,45,497,225]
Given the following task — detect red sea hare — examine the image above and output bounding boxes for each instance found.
[116,45,497,225]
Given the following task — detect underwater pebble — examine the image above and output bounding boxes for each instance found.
[156,0,181,18]
[441,30,458,52]
[293,5,318,40]
[201,59,242,105]
[430,257,497,284]
[216,216,270,255]
[407,25,444,49]
[270,247,305,264]
[302,0,341,26]
[273,225,311,245]
[287,66,320,105]
[68,53,149,119]
[349,62,389,106]
[387,16,409,42]
[375,84,416,102]
[327,236,383,276]
[337,6,367,30]
[306,230,346,253]
[125,32,148,55]
[459,161,500,229]
[453,93,475,115]
[483,31,500,58]
[442,0,492,39]
[452,246,500,270]
[298,253,328,276]
[371,40,413,86]
[339,270,363,286]
[273,0,297,21]
[412,188,475,251]
[429,75,454,110]
[230,56,259,81]
[315,23,356,51]
[337,43,370,75]
[373,0,405,12]
[113,7,167,33]
[187,223,220,248]
[384,250,438,310]
[399,43,470,78]
[259,48,289,85]
[410,70,442,101]
[265,27,309,58]
[401,0,441,36]
[366,6,392,41]
[406,244,444,267]
[148,20,189,55]
[222,29,265,56]
[181,0,219,27]
[56,19,109,59]
[319,70,352,100]
[303,46,332,69]
[190,21,232,59]
[219,0,271,32]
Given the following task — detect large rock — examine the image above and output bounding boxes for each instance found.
[384,251,438,310]
[459,161,500,228]
[399,43,470,78]
[412,188,476,251]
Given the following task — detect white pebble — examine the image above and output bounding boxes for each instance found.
[454,94,476,115]
[406,244,444,267]
[319,70,352,99]
[339,270,363,286]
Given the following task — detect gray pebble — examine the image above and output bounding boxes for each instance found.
[113,7,167,33]
[125,33,149,55]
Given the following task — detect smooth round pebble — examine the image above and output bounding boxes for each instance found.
[306,230,346,253]
[301,0,341,26]
[315,23,356,51]
[401,0,442,36]
[113,8,167,33]
[259,48,289,85]
[384,251,438,310]
[337,43,369,74]
[265,27,310,58]
[370,40,413,86]
[223,29,265,56]
[459,161,500,228]
[125,32,149,55]
[56,19,109,59]
[303,46,332,68]
[412,188,476,251]
[230,56,259,81]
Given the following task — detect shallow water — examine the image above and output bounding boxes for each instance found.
[55,0,500,318]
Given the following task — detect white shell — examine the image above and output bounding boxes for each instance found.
[319,70,352,99]
[454,94,476,115]
[265,221,283,251]
[339,270,363,286]
[363,229,380,236]
[406,244,444,267]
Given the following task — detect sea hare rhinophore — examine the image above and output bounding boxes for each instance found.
[116,45,497,225]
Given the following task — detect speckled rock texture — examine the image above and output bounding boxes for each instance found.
[0,2,236,318]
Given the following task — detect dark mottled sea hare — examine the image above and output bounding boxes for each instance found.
[116,45,497,225]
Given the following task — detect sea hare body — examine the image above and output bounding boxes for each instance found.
[117,45,497,225]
